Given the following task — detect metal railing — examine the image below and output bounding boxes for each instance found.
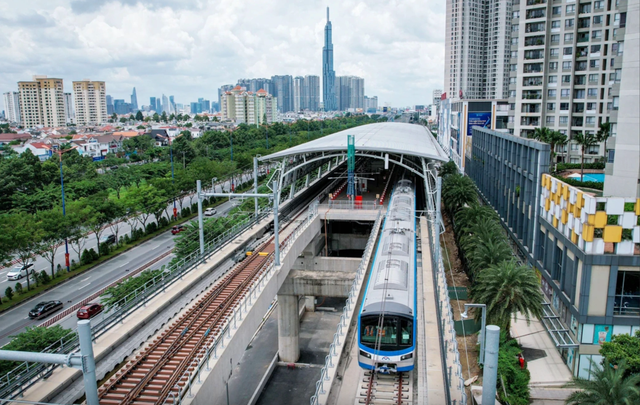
[321,201,383,211]
[168,202,320,404]
[424,174,467,405]
[309,210,384,405]
[0,208,272,401]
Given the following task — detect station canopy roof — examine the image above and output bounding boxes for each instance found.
[259,122,448,163]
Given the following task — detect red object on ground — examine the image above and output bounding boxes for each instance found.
[519,356,525,369]
[65,253,70,267]
[355,195,363,209]
[173,207,178,218]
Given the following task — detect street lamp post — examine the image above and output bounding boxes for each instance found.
[461,303,487,365]
[170,138,177,219]
[58,151,70,272]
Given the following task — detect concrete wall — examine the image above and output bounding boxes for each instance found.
[278,270,355,297]
[330,233,369,251]
[292,257,361,273]
[186,217,321,405]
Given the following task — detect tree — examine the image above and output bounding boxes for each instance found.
[135,110,144,121]
[600,329,640,376]
[153,113,160,123]
[37,207,70,278]
[0,326,72,375]
[83,193,117,257]
[0,213,44,291]
[123,183,167,229]
[596,122,611,161]
[119,117,127,123]
[565,359,640,405]
[66,199,92,264]
[111,112,117,122]
[573,132,598,181]
[471,260,543,331]
[161,111,168,123]
[530,127,567,170]
[442,174,477,215]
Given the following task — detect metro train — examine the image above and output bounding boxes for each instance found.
[357,179,416,373]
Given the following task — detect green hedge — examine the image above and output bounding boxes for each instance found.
[554,175,604,190]
[556,162,604,171]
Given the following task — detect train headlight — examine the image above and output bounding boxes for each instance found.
[401,353,413,361]
[359,350,372,359]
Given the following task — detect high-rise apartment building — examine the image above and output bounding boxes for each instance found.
[293,76,304,112]
[271,75,294,113]
[509,0,635,170]
[444,0,512,100]
[106,95,114,115]
[17,75,67,127]
[3,92,21,124]
[161,94,169,114]
[131,87,138,111]
[73,80,107,125]
[221,86,277,124]
[336,76,365,111]
[64,93,74,123]
[364,95,378,113]
[322,7,337,111]
[149,97,156,112]
[305,75,321,111]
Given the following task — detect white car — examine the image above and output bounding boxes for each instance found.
[204,208,217,217]
[7,264,34,281]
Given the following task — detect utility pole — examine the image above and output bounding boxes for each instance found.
[58,151,70,272]
[170,138,177,219]
[482,325,500,405]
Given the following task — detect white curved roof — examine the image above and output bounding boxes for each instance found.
[259,122,448,162]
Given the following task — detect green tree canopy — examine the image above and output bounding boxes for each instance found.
[600,329,640,376]
[565,358,640,405]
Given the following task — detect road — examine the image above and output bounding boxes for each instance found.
[0,198,241,347]
[0,172,256,295]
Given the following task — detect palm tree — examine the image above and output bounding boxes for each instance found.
[442,174,477,215]
[596,122,611,162]
[573,132,598,181]
[471,260,544,331]
[565,359,640,405]
[454,204,496,235]
[529,127,568,171]
[466,235,513,275]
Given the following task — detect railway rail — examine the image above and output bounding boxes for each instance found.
[356,370,413,405]
[97,200,313,405]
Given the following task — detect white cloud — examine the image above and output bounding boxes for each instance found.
[0,0,445,109]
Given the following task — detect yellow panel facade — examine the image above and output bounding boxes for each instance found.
[574,205,581,217]
[583,224,594,242]
[636,199,640,216]
[553,217,559,228]
[571,230,578,244]
[587,214,596,225]
[545,199,551,211]
[562,185,570,200]
[595,211,608,228]
[555,194,561,205]
[561,210,568,224]
[603,226,623,243]
[576,192,584,208]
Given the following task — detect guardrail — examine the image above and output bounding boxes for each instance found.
[424,175,467,405]
[168,202,321,404]
[0,207,272,401]
[320,201,382,211]
[309,210,384,405]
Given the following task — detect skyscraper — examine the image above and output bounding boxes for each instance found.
[322,7,337,111]
[293,76,304,112]
[106,95,114,115]
[271,75,294,113]
[64,92,74,123]
[3,92,21,123]
[444,0,512,99]
[18,75,66,127]
[162,94,169,114]
[305,75,320,111]
[73,80,107,125]
[131,87,138,111]
[336,76,365,111]
[149,97,156,112]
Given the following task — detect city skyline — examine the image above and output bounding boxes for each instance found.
[0,1,445,111]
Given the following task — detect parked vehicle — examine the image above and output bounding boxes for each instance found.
[77,303,103,319]
[204,208,217,217]
[7,263,34,281]
[100,234,116,245]
[171,225,185,235]
[28,300,63,320]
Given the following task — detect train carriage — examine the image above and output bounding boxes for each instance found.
[358,179,417,373]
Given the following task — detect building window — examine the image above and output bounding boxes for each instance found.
[547,103,556,111]
[612,96,619,110]
[548,89,557,97]
[586,102,597,111]
[593,15,603,25]
[549,62,558,70]
[546,116,555,124]
[561,89,571,97]
[553,245,563,281]
[615,69,622,82]
[565,19,574,28]
[566,5,575,13]
[563,61,573,70]
[552,20,561,29]
[551,34,560,43]
[585,116,596,125]
[549,75,558,83]
[590,59,600,68]
[594,1,604,9]
[588,74,599,82]
[560,116,569,124]
[608,149,615,163]
[562,75,572,83]
[587,88,598,97]
[614,271,639,316]
[592,30,602,39]
[552,6,561,15]
[550,48,560,56]
[564,47,573,55]
[560,102,570,111]
[564,33,574,42]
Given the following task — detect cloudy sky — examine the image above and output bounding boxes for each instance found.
[0,0,445,110]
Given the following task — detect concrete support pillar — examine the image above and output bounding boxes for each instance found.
[278,294,300,363]
[305,174,310,188]
[304,296,315,312]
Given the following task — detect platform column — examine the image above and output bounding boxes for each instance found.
[278,294,300,362]
[304,296,315,312]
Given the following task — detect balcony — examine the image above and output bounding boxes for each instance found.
[571,118,584,126]
[521,117,540,126]
[526,9,546,19]
[524,36,545,47]
[523,77,544,86]
[526,0,546,4]
[522,91,542,99]
[522,104,541,113]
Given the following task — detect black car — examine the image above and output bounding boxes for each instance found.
[100,234,116,245]
[28,300,63,320]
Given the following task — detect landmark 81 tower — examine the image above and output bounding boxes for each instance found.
[322,7,337,111]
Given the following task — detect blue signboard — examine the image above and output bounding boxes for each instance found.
[467,112,492,137]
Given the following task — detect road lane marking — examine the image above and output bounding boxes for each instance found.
[79,277,91,283]
[78,283,91,289]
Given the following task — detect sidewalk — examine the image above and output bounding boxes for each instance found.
[510,313,574,403]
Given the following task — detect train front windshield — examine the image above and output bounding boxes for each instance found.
[360,315,413,351]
